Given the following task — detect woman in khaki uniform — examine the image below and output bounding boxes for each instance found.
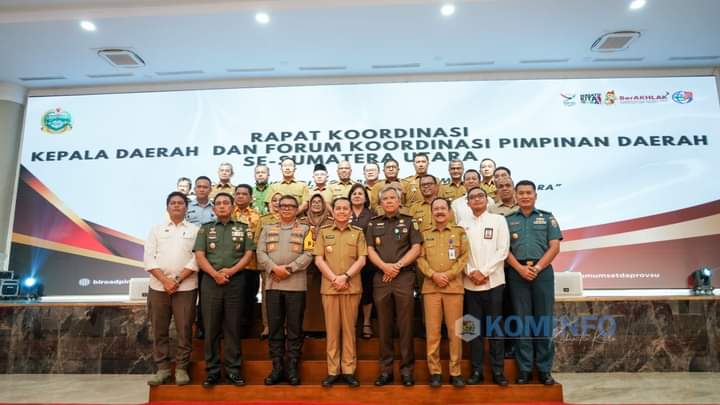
[314,197,367,387]
[298,193,333,335]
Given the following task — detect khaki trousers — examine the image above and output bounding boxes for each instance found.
[148,288,197,370]
[423,293,463,376]
[322,293,362,375]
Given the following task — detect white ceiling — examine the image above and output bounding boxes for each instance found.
[1,0,719,89]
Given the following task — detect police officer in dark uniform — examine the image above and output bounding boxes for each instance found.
[366,185,422,387]
[505,180,562,385]
[194,192,255,387]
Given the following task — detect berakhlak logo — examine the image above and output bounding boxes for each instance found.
[78,278,90,287]
[672,90,693,104]
[41,107,73,134]
[560,93,577,107]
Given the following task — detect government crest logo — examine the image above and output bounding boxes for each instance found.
[604,90,616,105]
[41,108,73,134]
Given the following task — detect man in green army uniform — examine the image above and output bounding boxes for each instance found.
[505,180,562,385]
[194,192,256,387]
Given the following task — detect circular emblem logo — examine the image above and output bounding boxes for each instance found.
[41,107,73,134]
[672,90,693,104]
[78,278,91,287]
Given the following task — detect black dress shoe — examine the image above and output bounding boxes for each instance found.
[264,370,284,385]
[287,370,300,386]
[374,373,393,386]
[429,374,442,388]
[539,372,556,385]
[492,372,509,387]
[466,369,484,385]
[227,373,245,387]
[450,375,465,388]
[516,371,531,385]
[321,374,340,387]
[343,374,360,388]
[401,374,414,387]
[202,373,220,388]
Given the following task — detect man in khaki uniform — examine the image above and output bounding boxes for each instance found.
[363,162,381,210]
[407,175,455,231]
[489,177,519,216]
[265,158,311,213]
[210,162,235,199]
[401,153,430,207]
[314,197,367,388]
[438,160,466,202]
[329,160,356,202]
[479,158,497,201]
[417,197,468,388]
[310,163,334,209]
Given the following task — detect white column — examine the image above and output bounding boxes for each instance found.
[0,81,27,270]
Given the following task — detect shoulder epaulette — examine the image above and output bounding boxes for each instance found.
[350,224,363,231]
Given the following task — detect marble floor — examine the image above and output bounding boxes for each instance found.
[0,373,717,404]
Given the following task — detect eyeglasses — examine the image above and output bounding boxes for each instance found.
[420,183,435,188]
[467,194,486,200]
[279,204,298,209]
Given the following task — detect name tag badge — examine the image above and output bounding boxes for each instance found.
[484,228,494,239]
[448,248,457,261]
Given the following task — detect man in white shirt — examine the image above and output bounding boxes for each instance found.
[144,191,200,386]
[458,186,510,386]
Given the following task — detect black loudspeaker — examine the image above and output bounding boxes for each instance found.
[0,280,19,298]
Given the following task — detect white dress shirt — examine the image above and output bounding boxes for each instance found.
[459,210,509,291]
[143,220,200,292]
[452,195,494,225]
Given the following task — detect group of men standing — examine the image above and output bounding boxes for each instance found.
[144,154,562,388]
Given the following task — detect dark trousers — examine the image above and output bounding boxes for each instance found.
[507,265,555,373]
[148,288,197,370]
[502,265,515,354]
[465,285,505,373]
[196,272,204,332]
[201,273,246,376]
[373,270,415,376]
[266,289,306,361]
[241,270,261,337]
